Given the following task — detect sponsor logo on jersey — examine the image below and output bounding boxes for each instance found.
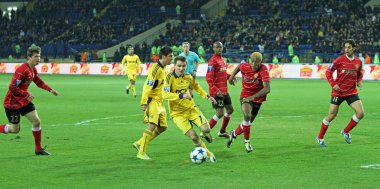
[15,79,22,86]
[164,86,170,92]
[207,66,213,72]
[147,80,154,86]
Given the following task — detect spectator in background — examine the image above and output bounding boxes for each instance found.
[15,44,21,59]
[81,51,87,63]
[314,55,321,64]
[176,4,181,19]
[102,52,107,63]
[292,54,300,63]
[374,52,379,64]
[364,54,371,64]
[272,55,279,63]
[358,53,365,67]
[288,43,294,60]
[113,50,120,62]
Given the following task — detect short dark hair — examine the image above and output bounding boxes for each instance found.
[159,46,173,58]
[174,56,187,64]
[27,46,41,57]
[344,39,357,48]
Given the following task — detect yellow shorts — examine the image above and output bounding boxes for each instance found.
[144,100,167,127]
[126,70,137,80]
[172,107,208,134]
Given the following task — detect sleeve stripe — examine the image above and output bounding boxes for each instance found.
[165,73,172,83]
[151,64,160,78]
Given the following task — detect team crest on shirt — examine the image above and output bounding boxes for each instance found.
[164,86,170,92]
[14,79,22,86]
[147,80,154,86]
[207,66,213,72]
[355,64,360,70]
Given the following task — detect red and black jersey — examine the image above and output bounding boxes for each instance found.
[325,54,363,97]
[4,63,52,109]
[206,54,229,97]
[240,62,270,103]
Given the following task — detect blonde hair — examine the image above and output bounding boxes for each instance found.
[251,52,263,62]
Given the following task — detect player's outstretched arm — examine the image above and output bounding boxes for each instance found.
[50,89,59,96]
[228,65,240,86]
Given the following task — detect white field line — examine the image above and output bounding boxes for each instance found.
[48,114,143,127]
[360,164,380,170]
[47,111,379,127]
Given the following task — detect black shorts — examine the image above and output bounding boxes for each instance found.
[330,94,360,106]
[5,102,36,124]
[212,93,233,109]
[240,99,262,117]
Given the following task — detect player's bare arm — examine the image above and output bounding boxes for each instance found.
[27,95,34,102]
[228,65,240,86]
[208,96,217,104]
[140,104,147,111]
[50,89,59,96]
[333,84,341,91]
[243,82,271,102]
[357,82,362,89]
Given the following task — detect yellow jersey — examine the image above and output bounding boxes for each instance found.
[163,71,209,117]
[141,61,167,105]
[121,54,141,72]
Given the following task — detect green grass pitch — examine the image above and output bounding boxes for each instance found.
[0,74,379,189]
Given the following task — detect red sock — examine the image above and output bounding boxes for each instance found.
[220,114,231,132]
[318,120,329,139]
[0,124,7,134]
[242,124,251,141]
[209,115,219,129]
[344,118,359,133]
[234,123,243,136]
[32,129,42,150]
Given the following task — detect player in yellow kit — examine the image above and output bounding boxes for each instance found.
[133,46,173,160]
[163,56,217,162]
[122,47,141,97]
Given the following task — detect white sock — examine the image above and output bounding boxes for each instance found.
[212,115,220,122]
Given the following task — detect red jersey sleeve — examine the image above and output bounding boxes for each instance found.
[325,58,339,87]
[9,69,30,98]
[33,68,52,92]
[357,64,363,83]
[206,58,218,96]
[261,66,270,82]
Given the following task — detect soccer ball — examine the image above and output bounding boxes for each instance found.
[190,147,208,164]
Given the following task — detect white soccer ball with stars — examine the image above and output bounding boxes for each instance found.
[190,147,208,164]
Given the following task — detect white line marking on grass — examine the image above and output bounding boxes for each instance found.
[360,164,380,170]
[75,114,143,125]
[48,114,143,127]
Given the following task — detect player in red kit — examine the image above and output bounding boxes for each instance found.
[205,41,234,138]
[317,39,364,147]
[0,46,59,155]
[226,52,270,153]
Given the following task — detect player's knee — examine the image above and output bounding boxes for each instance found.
[32,119,41,128]
[328,111,338,119]
[244,114,252,122]
[356,111,364,119]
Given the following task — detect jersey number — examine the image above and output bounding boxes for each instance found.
[10,115,19,123]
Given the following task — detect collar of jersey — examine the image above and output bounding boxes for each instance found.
[157,60,164,68]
